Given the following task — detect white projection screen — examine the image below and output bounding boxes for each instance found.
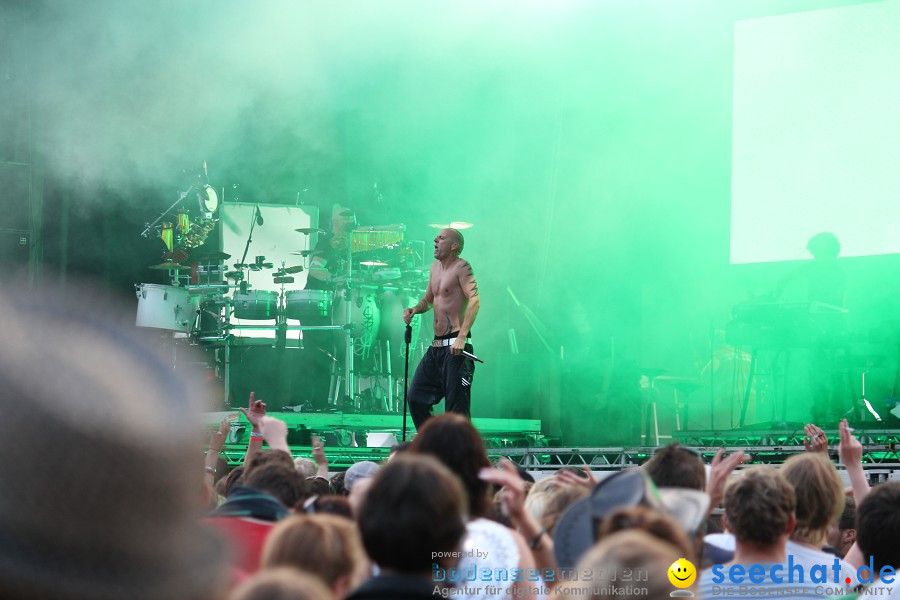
[730,1,900,264]
[220,202,318,342]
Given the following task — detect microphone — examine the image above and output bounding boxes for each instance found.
[255,205,264,226]
[405,324,412,344]
[462,350,484,363]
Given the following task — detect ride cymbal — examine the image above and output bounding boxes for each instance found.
[295,227,325,235]
[193,251,231,261]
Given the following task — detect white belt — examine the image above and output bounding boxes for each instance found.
[432,337,468,347]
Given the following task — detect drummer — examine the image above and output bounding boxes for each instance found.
[306,203,356,290]
[295,204,356,411]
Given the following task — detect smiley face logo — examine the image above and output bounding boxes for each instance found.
[668,558,697,588]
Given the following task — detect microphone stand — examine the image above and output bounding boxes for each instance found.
[140,186,193,238]
[237,205,260,268]
[402,323,412,441]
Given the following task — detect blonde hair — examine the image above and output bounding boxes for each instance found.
[780,453,844,547]
[261,514,368,591]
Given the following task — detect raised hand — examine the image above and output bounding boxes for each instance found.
[707,447,749,511]
[555,465,597,490]
[209,419,229,453]
[803,423,828,453]
[838,419,862,467]
[238,391,267,432]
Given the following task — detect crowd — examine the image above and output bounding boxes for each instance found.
[3,284,900,600]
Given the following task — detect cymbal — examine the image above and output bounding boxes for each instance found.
[360,261,389,267]
[224,271,245,280]
[273,276,295,284]
[193,251,231,261]
[295,228,325,235]
[283,265,304,274]
[149,262,190,270]
[289,250,315,257]
[427,222,474,230]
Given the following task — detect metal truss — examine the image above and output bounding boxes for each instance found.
[217,427,900,472]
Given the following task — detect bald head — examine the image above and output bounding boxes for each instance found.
[445,228,464,255]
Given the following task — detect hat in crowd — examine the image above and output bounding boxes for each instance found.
[345,460,380,492]
[553,469,709,569]
[0,282,228,600]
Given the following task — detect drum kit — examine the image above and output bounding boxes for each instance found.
[136,200,431,412]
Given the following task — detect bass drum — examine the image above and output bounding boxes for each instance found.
[135,284,198,333]
[334,285,380,357]
[284,290,332,321]
[232,290,279,320]
[379,285,430,374]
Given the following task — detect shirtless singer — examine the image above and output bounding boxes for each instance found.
[402,228,481,429]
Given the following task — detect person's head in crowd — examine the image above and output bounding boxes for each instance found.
[410,413,492,518]
[855,481,900,575]
[219,465,245,498]
[344,461,379,493]
[0,282,229,600]
[555,530,683,600]
[723,467,795,553]
[262,514,367,598]
[826,495,856,558]
[539,484,590,534]
[524,477,566,523]
[244,449,295,481]
[306,476,333,497]
[228,567,335,600]
[780,453,844,548]
[643,443,706,491]
[330,472,346,496]
[599,506,696,563]
[294,457,317,479]
[298,495,353,520]
[357,455,467,574]
[344,461,379,516]
[388,441,412,460]
[244,462,307,509]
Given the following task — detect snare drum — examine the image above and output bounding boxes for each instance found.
[232,290,279,320]
[135,284,198,333]
[284,290,332,321]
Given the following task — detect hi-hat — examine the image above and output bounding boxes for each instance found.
[273,276,295,284]
[289,250,315,256]
[224,271,245,280]
[149,262,190,270]
[295,228,325,235]
[282,265,304,274]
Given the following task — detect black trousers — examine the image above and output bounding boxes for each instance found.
[408,342,475,429]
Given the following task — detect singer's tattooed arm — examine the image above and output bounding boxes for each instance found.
[454,260,480,342]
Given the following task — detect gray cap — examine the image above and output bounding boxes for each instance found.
[0,283,228,600]
[345,460,380,491]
